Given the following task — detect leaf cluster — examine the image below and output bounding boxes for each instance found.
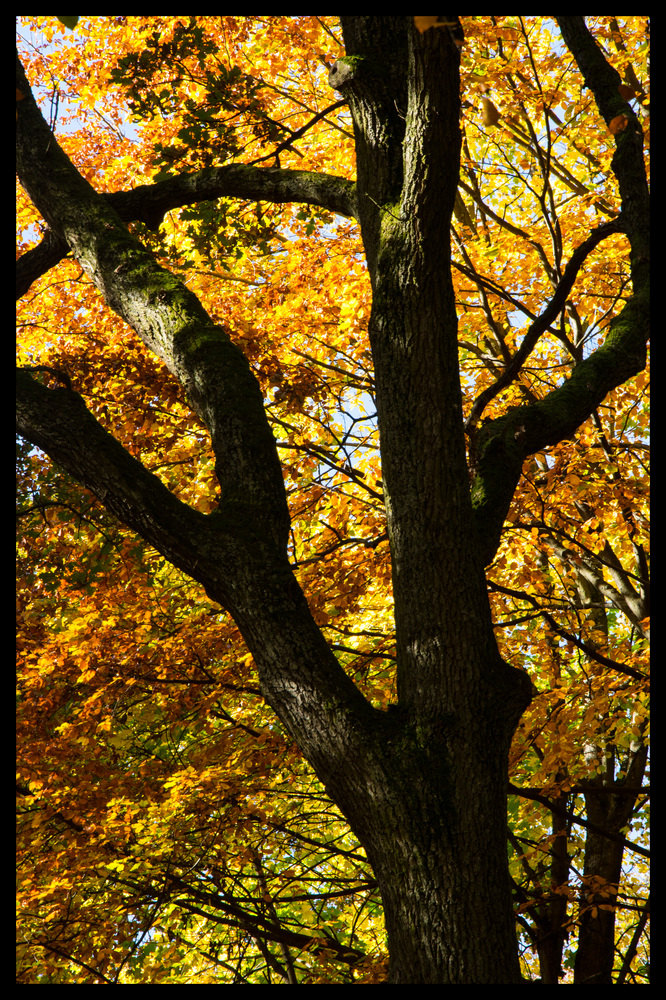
[16,15,649,985]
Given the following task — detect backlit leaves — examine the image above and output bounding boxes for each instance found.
[17,15,648,984]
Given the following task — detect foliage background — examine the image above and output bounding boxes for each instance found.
[17,16,649,984]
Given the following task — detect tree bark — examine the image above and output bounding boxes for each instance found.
[574,746,649,984]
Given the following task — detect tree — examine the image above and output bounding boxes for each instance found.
[16,16,649,984]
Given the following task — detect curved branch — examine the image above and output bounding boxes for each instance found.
[106,162,359,230]
[16,228,69,299]
[16,368,221,587]
[555,17,649,282]
[16,163,358,299]
[471,287,648,566]
[17,84,357,301]
[466,217,625,438]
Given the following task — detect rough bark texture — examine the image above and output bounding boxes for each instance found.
[16,16,649,984]
[573,748,649,984]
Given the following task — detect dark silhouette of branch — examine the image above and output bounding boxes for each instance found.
[466,217,625,437]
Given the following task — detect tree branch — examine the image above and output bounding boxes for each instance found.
[106,161,359,231]
[470,19,649,567]
[16,368,225,589]
[508,783,650,859]
[488,579,648,683]
[17,50,291,550]
[16,164,358,299]
[16,50,385,817]
[465,218,625,438]
[555,17,650,277]
[16,228,69,299]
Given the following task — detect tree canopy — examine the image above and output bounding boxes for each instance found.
[17,16,649,984]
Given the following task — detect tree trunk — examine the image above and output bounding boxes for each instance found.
[326,19,533,981]
[574,747,649,985]
[354,716,528,983]
[571,553,649,984]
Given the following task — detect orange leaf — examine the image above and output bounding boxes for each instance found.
[609,114,629,135]
[481,96,501,127]
[414,16,440,33]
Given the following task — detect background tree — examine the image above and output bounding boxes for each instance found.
[17,16,649,984]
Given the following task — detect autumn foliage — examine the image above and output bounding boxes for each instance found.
[17,16,648,984]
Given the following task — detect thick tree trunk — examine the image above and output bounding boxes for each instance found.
[327,20,532,981]
[355,721,527,983]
